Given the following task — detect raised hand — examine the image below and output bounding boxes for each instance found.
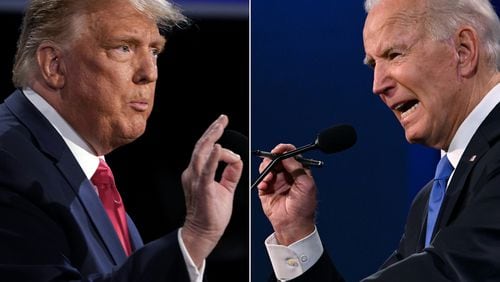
[257,143,317,245]
[180,114,244,267]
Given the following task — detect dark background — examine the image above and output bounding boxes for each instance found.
[251,1,499,282]
[0,1,249,281]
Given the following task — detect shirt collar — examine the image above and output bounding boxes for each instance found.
[445,83,500,169]
[22,87,101,179]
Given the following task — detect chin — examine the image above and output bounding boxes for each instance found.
[405,133,434,148]
[128,118,148,134]
[115,126,147,145]
[112,134,142,150]
[404,130,424,145]
[127,128,146,141]
[402,120,428,143]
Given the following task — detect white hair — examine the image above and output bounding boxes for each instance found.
[364,0,500,70]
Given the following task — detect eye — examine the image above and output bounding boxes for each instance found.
[363,57,376,69]
[117,45,131,53]
[151,48,161,58]
[388,51,402,60]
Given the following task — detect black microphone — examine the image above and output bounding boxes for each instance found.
[219,129,249,158]
[251,124,357,189]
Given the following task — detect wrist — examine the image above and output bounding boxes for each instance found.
[274,221,315,246]
[181,224,221,268]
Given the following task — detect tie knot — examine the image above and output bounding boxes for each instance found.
[435,155,454,181]
[91,159,115,186]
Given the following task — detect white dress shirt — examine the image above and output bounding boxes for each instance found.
[446,83,500,179]
[23,87,205,282]
[265,83,500,281]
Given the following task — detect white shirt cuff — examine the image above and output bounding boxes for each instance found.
[177,228,206,282]
[265,226,323,281]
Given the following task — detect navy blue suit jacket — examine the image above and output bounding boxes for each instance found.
[281,101,500,281]
[0,90,191,281]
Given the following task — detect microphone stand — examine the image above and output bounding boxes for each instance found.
[251,141,318,189]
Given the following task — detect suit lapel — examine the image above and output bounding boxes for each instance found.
[5,90,127,264]
[433,102,500,240]
[415,181,432,251]
[127,215,144,250]
[435,144,487,236]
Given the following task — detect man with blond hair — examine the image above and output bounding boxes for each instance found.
[0,0,244,281]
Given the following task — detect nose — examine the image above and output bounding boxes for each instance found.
[372,61,394,96]
[133,50,158,84]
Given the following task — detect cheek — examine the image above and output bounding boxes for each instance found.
[65,64,114,103]
[110,67,133,83]
[86,68,130,105]
[418,50,458,90]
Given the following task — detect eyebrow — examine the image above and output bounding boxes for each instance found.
[363,56,374,67]
[113,35,166,51]
[362,10,419,68]
[154,36,167,51]
[363,40,411,69]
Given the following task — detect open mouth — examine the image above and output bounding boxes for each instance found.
[394,100,420,119]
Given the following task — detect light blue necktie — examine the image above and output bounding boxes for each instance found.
[425,155,454,247]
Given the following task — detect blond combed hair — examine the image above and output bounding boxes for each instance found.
[12,0,188,88]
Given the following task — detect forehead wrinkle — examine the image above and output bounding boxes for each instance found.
[80,6,163,48]
[367,0,426,35]
[368,10,425,48]
[363,6,426,67]
[387,10,423,28]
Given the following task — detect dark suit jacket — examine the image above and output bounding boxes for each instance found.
[284,101,500,281]
[0,90,191,281]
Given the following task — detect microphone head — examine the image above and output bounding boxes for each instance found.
[217,128,249,183]
[219,129,249,159]
[316,124,357,154]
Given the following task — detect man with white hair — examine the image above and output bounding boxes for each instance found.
[257,0,500,280]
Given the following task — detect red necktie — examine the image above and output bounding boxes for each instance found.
[91,159,132,256]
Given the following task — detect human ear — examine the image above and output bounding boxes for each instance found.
[36,42,66,89]
[455,27,479,78]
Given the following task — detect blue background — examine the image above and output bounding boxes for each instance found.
[251,1,499,281]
